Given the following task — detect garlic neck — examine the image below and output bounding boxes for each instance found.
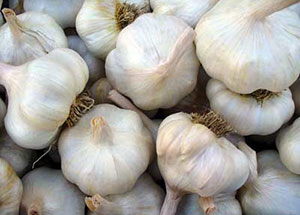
[27,199,43,215]
[86,194,122,215]
[199,197,216,214]
[2,8,23,38]
[90,117,113,144]
[160,184,182,215]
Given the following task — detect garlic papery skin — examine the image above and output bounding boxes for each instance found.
[157,111,249,215]
[291,78,300,114]
[206,79,295,136]
[150,0,219,27]
[86,173,164,215]
[20,167,85,215]
[106,13,199,110]
[0,158,23,215]
[0,9,68,66]
[23,0,84,28]
[195,0,300,94]
[68,36,105,86]
[89,78,113,105]
[276,117,300,174]
[176,193,242,215]
[76,0,150,60]
[0,130,34,177]
[58,104,154,196]
[0,48,89,149]
[238,150,300,215]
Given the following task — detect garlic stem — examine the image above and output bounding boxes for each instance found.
[198,196,216,214]
[85,194,122,214]
[90,117,112,144]
[2,8,23,38]
[160,184,182,215]
[28,200,43,215]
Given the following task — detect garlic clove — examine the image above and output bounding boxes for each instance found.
[20,167,85,215]
[206,79,295,135]
[0,158,23,215]
[0,8,68,66]
[88,78,113,105]
[0,0,3,26]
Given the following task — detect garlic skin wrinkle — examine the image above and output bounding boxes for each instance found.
[151,0,219,27]
[206,79,295,135]
[0,158,23,215]
[0,9,67,66]
[195,0,300,94]
[106,13,199,110]
[239,150,300,215]
[0,48,89,149]
[76,0,150,59]
[20,167,85,215]
[276,117,300,174]
[86,174,164,215]
[59,104,154,196]
[23,0,84,28]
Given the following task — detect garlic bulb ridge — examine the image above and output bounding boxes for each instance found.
[0,9,68,66]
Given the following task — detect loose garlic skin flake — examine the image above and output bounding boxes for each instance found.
[0,9,67,66]
[0,48,89,149]
[276,117,300,174]
[59,104,154,196]
[20,167,85,215]
[195,0,300,94]
[206,79,295,136]
[106,14,199,110]
[0,158,23,215]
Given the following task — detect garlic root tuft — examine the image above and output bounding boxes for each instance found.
[241,89,278,105]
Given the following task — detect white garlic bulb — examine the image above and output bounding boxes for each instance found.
[276,117,300,174]
[291,78,300,114]
[0,130,34,176]
[68,35,105,86]
[0,9,68,66]
[206,79,295,135]
[150,0,219,27]
[195,0,300,94]
[289,2,300,16]
[0,98,6,128]
[0,158,23,215]
[176,193,242,215]
[23,0,84,28]
[58,104,154,196]
[86,173,164,215]
[238,150,300,215]
[157,111,249,215]
[20,167,85,215]
[76,0,150,59]
[0,48,89,149]
[106,13,199,110]
[89,78,113,105]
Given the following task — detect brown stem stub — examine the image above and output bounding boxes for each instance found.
[85,194,102,212]
[199,197,216,215]
[66,91,94,127]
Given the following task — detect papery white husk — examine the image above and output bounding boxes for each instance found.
[195,0,300,94]
[206,79,295,136]
[0,158,23,215]
[20,167,85,215]
[76,0,150,59]
[106,13,199,110]
[0,9,67,66]
[58,104,154,196]
[290,78,300,114]
[238,150,300,215]
[150,0,219,27]
[0,48,88,149]
[276,117,300,174]
[24,0,84,28]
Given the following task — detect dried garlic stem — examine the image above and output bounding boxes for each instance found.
[90,116,112,143]
[160,185,182,215]
[28,200,42,215]
[241,89,278,105]
[199,197,216,214]
[66,92,94,127]
[85,194,122,214]
[2,8,23,38]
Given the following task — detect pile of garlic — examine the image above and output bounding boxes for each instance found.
[0,0,300,215]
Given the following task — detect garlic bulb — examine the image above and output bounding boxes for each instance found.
[23,0,84,28]
[238,150,300,215]
[106,13,199,110]
[0,130,34,176]
[150,0,219,27]
[276,117,300,174]
[176,193,242,215]
[68,35,105,86]
[0,9,68,66]
[76,0,150,59]
[86,173,164,215]
[157,111,249,215]
[20,167,85,215]
[58,104,154,196]
[206,79,294,135]
[291,78,300,114]
[0,158,23,215]
[195,0,300,94]
[0,98,6,128]
[0,48,89,149]
[89,78,113,105]
[289,2,300,15]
